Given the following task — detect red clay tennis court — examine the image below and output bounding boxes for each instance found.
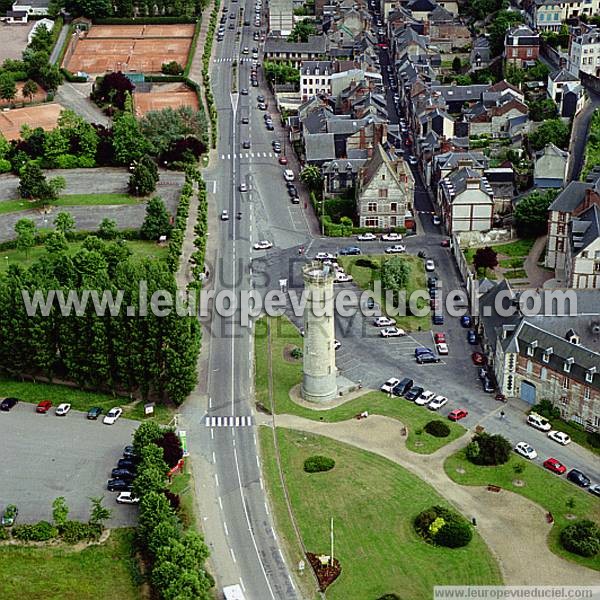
[134,84,199,116]
[63,24,195,75]
[0,103,63,141]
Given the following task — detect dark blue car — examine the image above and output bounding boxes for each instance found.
[467,330,477,344]
[461,315,472,327]
[339,246,361,256]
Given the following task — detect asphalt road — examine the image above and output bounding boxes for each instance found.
[0,168,183,241]
[0,403,139,526]
[187,4,301,598]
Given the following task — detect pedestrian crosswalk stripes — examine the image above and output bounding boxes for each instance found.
[214,57,256,63]
[204,415,253,427]
[220,152,275,160]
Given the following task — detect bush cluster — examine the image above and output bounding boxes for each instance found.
[414,506,472,548]
[167,168,197,273]
[12,521,57,542]
[59,520,102,544]
[304,455,335,473]
[190,172,208,287]
[465,433,511,466]
[424,420,450,438]
[560,520,600,558]
[202,0,221,148]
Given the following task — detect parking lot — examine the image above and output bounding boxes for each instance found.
[0,23,36,63]
[0,404,139,526]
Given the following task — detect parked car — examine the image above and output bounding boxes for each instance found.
[514,442,537,460]
[432,314,444,325]
[425,259,435,272]
[117,459,137,471]
[103,407,123,425]
[55,403,71,416]
[415,390,435,406]
[0,397,19,411]
[471,352,486,365]
[385,244,406,254]
[433,332,446,344]
[567,469,591,487]
[440,239,451,247]
[467,330,478,344]
[283,169,295,181]
[404,386,424,401]
[428,395,448,410]
[278,156,288,165]
[547,430,571,445]
[432,215,441,226]
[448,409,468,421]
[116,492,140,504]
[460,315,472,327]
[334,272,353,283]
[589,484,600,497]
[315,252,336,261]
[1,504,18,527]
[380,377,400,394]
[374,316,395,327]
[380,327,405,337]
[417,353,441,364]
[415,347,434,357]
[87,406,103,420]
[111,468,136,480]
[526,412,551,432]
[543,458,567,475]
[381,232,402,242]
[107,479,133,492]
[392,377,413,397]
[357,232,377,241]
[123,445,137,459]
[436,342,449,355]
[36,400,52,413]
[482,377,495,393]
[253,240,273,250]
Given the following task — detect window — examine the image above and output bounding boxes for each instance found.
[390,202,397,212]
[527,345,534,357]
[381,173,386,181]
[539,12,545,20]
[557,223,565,235]
[562,377,570,390]
[563,360,572,373]
[527,48,532,56]
[367,202,377,212]
[584,387,591,400]
[512,49,518,57]
[542,352,550,363]
[559,212,567,222]
[557,239,564,252]
[586,369,595,383]
[594,415,600,427]
[526,360,533,374]
[365,217,378,227]
[379,188,388,198]
[541,367,547,380]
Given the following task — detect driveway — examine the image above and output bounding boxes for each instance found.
[0,168,184,242]
[0,404,139,526]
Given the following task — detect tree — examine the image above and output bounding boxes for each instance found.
[156,431,184,468]
[52,497,69,528]
[129,161,158,196]
[15,218,36,258]
[263,60,300,86]
[65,0,112,18]
[466,433,511,466]
[137,491,178,545]
[88,496,112,527]
[141,197,172,240]
[148,519,181,558]
[112,105,150,165]
[287,20,317,42]
[92,72,135,110]
[529,119,570,150]
[300,165,323,194]
[473,246,498,275]
[452,56,462,74]
[527,98,558,122]
[47,175,66,200]
[133,421,165,455]
[489,11,523,57]
[54,211,75,237]
[45,231,68,254]
[560,520,600,557]
[22,79,37,103]
[28,23,53,53]
[0,73,17,104]
[18,162,47,199]
[161,61,184,75]
[98,218,118,240]
[381,257,411,306]
[514,188,558,236]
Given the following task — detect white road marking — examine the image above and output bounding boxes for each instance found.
[224,521,229,536]
[212,451,216,463]
[230,548,237,563]
[260,477,264,490]
[215,473,219,486]
[218,496,223,510]
[256,455,260,467]
[210,428,214,440]
[239,578,246,592]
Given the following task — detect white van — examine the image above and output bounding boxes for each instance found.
[223,584,246,600]
[526,412,551,432]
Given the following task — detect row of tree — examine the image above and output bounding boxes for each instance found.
[132,422,214,599]
[0,227,200,404]
[64,0,203,18]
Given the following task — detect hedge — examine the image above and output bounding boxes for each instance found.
[166,168,197,273]
[184,19,202,78]
[189,171,208,288]
[61,68,88,83]
[93,16,197,24]
[55,24,75,69]
[201,0,220,148]
[12,521,58,542]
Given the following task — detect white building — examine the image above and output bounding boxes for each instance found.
[568,26,600,77]
[300,61,333,101]
[11,0,49,15]
[268,0,294,36]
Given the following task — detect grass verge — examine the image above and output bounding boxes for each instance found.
[170,471,196,530]
[261,428,502,600]
[444,449,600,571]
[0,240,167,272]
[503,269,528,280]
[337,254,430,332]
[0,377,172,423]
[0,528,142,600]
[255,317,465,454]
[0,194,140,215]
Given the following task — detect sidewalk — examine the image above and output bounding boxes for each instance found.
[523,235,553,289]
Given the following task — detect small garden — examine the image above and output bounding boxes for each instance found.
[254,316,466,454]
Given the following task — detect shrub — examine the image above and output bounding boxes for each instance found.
[560,520,600,557]
[0,527,9,540]
[60,521,102,544]
[355,258,378,269]
[161,61,184,75]
[164,491,181,511]
[304,455,335,473]
[414,506,472,548]
[424,420,450,438]
[291,347,303,359]
[587,431,600,449]
[377,595,402,600]
[466,433,511,466]
[12,521,57,541]
[532,399,560,420]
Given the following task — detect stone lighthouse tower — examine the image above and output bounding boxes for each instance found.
[301,261,337,403]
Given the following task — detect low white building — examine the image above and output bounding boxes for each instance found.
[27,17,53,43]
[11,0,49,15]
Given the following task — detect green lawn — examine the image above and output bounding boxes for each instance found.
[260,428,502,600]
[503,269,528,280]
[0,377,172,423]
[444,450,600,571]
[0,528,142,600]
[499,257,525,269]
[491,238,536,258]
[337,254,430,332]
[170,471,197,530]
[255,317,465,454]
[0,240,167,272]
[0,194,140,215]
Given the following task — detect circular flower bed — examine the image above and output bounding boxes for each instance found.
[414,506,473,548]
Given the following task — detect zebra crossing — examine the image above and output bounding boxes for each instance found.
[204,415,254,428]
[220,152,276,160]
[214,57,256,63]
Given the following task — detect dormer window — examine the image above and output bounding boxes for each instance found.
[542,346,553,363]
[563,357,574,373]
[527,340,538,357]
[586,366,596,383]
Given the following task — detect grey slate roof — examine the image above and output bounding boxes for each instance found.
[305,133,336,162]
[570,204,600,254]
[547,181,591,212]
[264,35,328,54]
[441,167,493,198]
[322,158,366,174]
[549,68,580,83]
[434,150,488,171]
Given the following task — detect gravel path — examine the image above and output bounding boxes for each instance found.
[260,413,600,586]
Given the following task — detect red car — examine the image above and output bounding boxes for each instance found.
[543,458,567,475]
[278,156,288,165]
[448,409,468,422]
[36,400,52,413]
[471,352,487,366]
[440,239,451,247]
[434,332,446,343]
